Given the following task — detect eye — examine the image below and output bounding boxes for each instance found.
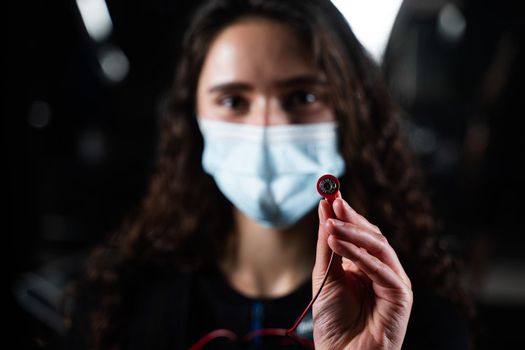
[217,95,248,110]
[283,90,320,110]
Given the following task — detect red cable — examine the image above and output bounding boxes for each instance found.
[286,250,335,335]
[188,177,340,349]
[243,328,315,348]
[187,250,335,350]
[187,329,238,350]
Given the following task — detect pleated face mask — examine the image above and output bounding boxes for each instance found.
[198,119,346,229]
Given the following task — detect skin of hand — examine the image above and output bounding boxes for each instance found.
[312,197,413,350]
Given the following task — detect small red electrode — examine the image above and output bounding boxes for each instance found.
[317,174,340,204]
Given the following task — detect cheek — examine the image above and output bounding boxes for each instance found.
[321,109,337,122]
[301,108,336,123]
[195,97,232,121]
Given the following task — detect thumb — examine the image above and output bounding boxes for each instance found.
[313,199,343,288]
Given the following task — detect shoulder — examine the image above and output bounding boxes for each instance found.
[64,268,194,350]
[122,269,193,349]
[132,267,192,303]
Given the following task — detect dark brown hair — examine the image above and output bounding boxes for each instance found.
[67,0,471,348]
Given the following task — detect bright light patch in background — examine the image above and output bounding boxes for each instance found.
[331,0,404,63]
[437,3,467,43]
[76,0,113,42]
[98,46,130,83]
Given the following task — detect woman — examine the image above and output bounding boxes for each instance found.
[65,0,471,349]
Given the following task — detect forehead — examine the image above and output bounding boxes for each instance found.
[198,18,319,85]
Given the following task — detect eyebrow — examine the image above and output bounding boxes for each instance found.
[208,82,252,94]
[207,75,327,94]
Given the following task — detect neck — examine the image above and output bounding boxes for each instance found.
[220,209,317,299]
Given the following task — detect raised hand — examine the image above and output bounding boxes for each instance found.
[312,197,413,350]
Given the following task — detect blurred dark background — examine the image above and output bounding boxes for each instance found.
[7,0,524,348]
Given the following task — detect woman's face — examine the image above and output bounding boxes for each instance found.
[196,18,335,125]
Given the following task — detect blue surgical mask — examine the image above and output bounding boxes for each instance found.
[198,119,346,229]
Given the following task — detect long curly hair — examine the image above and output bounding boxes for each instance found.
[66,0,471,348]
